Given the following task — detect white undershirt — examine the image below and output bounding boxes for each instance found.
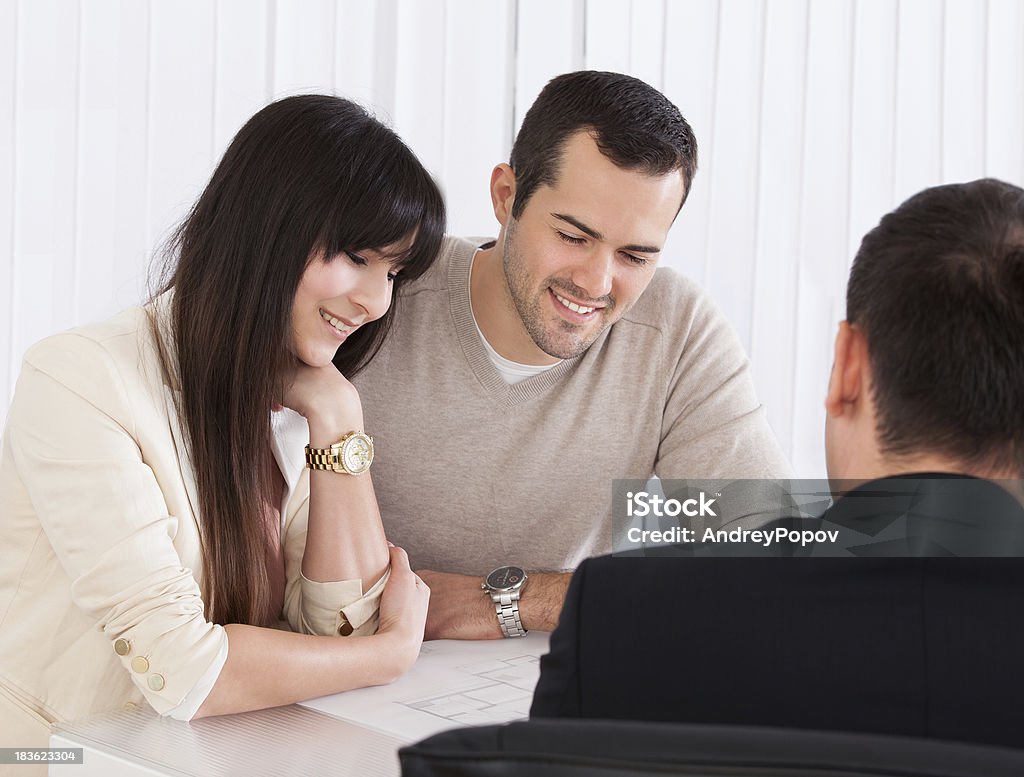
[468,250,561,385]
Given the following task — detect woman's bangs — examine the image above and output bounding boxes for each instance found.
[320,147,445,281]
[394,179,445,283]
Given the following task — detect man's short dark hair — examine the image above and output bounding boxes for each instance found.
[509,70,698,220]
[847,178,1024,475]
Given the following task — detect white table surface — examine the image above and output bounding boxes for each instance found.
[48,633,550,777]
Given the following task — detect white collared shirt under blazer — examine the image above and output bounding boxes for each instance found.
[0,292,386,753]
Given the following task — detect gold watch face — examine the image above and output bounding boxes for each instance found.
[339,433,373,474]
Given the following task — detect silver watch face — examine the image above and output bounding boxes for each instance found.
[341,433,373,474]
[486,566,526,591]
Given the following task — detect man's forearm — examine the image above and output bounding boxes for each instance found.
[418,569,574,639]
[520,571,571,633]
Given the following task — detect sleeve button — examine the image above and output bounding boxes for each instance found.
[337,622,354,636]
[114,639,131,656]
[130,656,150,673]
[147,674,165,692]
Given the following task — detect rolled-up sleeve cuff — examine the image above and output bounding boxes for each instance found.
[102,567,229,720]
[163,636,228,721]
[299,566,390,636]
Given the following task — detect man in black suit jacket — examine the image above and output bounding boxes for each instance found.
[531,178,1024,749]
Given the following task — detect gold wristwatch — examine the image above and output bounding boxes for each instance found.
[305,432,374,475]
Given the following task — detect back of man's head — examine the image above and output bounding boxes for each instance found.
[509,70,698,220]
[847,178,1024,476]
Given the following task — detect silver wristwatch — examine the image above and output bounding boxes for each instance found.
[482,566,529,638]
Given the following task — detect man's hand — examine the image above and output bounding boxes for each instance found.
[417,569,572,640]
[417,570,503,640]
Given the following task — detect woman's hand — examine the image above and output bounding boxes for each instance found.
[376,545,431,676]
[280,362,365,441]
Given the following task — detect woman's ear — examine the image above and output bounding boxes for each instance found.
[490,163,517,227]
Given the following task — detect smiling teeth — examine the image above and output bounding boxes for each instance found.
[319,309,352,333]
[554,293,596,315]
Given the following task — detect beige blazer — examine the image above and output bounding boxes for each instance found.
[0,296,385,754]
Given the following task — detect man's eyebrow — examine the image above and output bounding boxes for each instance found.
[552,212,602,240]
[551,212,662,254]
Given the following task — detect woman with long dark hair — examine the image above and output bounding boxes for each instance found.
[0,95,444,753]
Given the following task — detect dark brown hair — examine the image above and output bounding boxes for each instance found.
[153,95,445,625]
[509,70,698,219]
[847,178,1024,476]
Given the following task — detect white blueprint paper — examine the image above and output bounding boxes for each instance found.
[299,632,551,742]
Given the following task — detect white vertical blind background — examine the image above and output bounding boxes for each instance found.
[750,0,807,464]
[0,0,18,422]
[790,1,854,477]
[2,0,1023,477]
[442,1,517,236]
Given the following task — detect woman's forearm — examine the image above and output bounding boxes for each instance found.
[194,624,406,718]
[301,416,389,584]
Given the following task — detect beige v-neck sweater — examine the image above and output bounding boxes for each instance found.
[352,237,792,575]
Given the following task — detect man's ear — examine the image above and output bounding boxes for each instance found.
[825,321,868,418]
[490,163,517,227]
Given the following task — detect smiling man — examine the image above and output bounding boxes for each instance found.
[351,71,791,639]
[472,129,685,366]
